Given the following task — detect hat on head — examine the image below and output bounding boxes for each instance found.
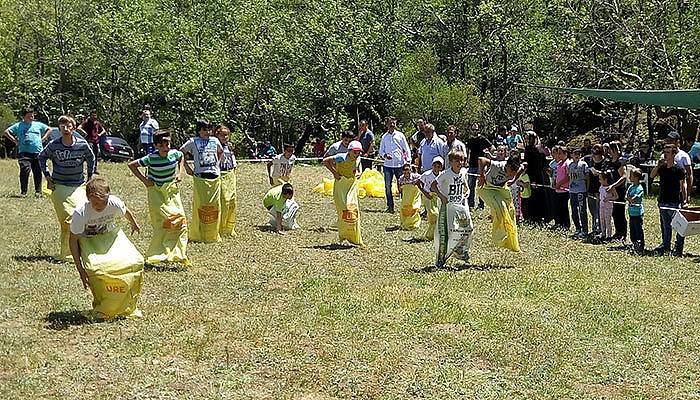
[432,156,444,165]
[510,125,519,132]
[667,131,680,140]
[348,141,362,151]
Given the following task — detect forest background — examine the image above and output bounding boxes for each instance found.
[1,0,699,151]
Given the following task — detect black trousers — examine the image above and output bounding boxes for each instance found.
[18,152,42,194]
[612,203,627,239]
[89,141,100,171]
[629,215,644,251]
[360,157,373,172]
[554,192,570,229]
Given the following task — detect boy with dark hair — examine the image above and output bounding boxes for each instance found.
[477,155,526,251]
[128,129,189,266]
[263,182,299,233]
[268,142,296,186]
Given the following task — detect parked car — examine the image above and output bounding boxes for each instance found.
[100,135,135,162]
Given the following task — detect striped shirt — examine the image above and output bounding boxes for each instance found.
[39,135,95,187]
[138,150,182,185]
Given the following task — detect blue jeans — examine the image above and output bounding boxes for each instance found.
[383,166,402,210]
[587,193,600,234]
[570,192,588,233]
[659,203,684,253]
[467,167,484,209]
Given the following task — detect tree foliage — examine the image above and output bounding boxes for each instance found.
[1,0,699,148]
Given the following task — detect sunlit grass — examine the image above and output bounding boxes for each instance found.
[0,159,699,399]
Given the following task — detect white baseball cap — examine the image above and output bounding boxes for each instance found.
[349,141,362,151]
[432,156,444,165]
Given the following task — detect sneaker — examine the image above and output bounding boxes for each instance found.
[34,192,43,198]
[384,208,395,214]
[19,192,27,198]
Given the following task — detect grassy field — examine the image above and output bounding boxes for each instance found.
[1,158,700,399]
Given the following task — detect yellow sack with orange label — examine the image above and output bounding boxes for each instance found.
[333,176,363,245]
[50,184,87,262]
[477,184,521,252]
[190,176,222,243]
[146,181,189,266]
[219,170,237,237]
[422,193,439,240]
[80,229,144,319]
[399,184,422,230]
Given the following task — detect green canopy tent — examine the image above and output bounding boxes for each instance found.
[525,84,700,109]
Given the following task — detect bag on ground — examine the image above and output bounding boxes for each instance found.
[146,182,189,265]
[80,229,144,319]
[334,176,363,245]
[50,184,87,262]
[434,202,474,266]
[400,184,422,230]
[190,176,221,243]
[477,184,521,252]
[220,170,237,237]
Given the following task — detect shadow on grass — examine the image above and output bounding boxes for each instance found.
[308,226,338,233]
[412,263,515,273]
[303,243,356,251]
[364,208,393,214]
[144,263,187,272]
[254,225,272,232]
[402,237,429,244]
[44,310,99,330]
[12,255,62,264]
[385,225,402,232]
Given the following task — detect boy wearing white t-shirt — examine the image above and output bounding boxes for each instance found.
[417,156,444,241]
[68,177,144,319]
[431,151,473,268]
[267,143,296,186]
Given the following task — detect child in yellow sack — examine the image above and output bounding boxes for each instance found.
[323,138,363,245]
[263,183,299,233]
[38,115,95,262]
[180,120,224,243]
[417,156,444,241]
[432,150,473,268]
[128,129,189,266]
[398,163,422,230]
[215,124,238,237]
[477,155,527,252]
[68,177,144,320]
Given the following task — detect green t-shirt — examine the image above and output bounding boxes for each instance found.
[263,185,286,212]
[138,150,182,185]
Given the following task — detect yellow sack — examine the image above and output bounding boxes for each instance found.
[400,184,422,230]
[41,180,52,197]
[190,176,222,243]
[313,169,396,199]
[333,176,363,245]
[422,193,439,240]
[220,170,237,237]
[50,184,87,262]
[80,229,144,319]
[146,182,189,265]
[477,184,521,252]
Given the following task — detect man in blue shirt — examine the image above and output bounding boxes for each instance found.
[417,123,447,173]
[139,107,160,156]
[357,120,375,172]
[3,107,52,197]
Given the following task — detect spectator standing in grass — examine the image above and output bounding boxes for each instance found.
[568,148,589,238]
[357,120,375,172]
[3,107,52,197]
[324,130,353,157]
[583,144,607,236]
[379,116,410,213]
[139,107,160,156]
[651,145,687,256]
[626,167,645,254]
[77,110,106,173]
[417,123,448,173]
